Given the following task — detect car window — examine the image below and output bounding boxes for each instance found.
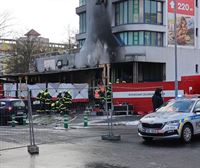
[0,101,7,107]
[11,100,25,107]
[157,99,195,113]
[194,101,200,111]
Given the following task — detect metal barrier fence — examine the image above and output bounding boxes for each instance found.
[0,85,147,151]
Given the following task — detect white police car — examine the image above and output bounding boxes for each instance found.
[138,97,200,143]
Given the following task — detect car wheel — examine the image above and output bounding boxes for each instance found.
[181,124,193,143]
[142,137,153,142]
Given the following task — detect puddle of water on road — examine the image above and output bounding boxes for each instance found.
[85,162,129,168]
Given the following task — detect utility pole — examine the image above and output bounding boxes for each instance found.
[174,0,178,98]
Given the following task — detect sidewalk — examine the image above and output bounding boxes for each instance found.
[71,114,141,126]
[0,143,89,168]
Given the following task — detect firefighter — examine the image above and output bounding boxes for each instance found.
[43,89,52,113]
[94,84,106,115]
[36,89,52,113]
[51,91,63,113]
[94,88,101,112]
[62,91,72,114]
[36,90,45,112]
[98,87,105,110]
[54,99,62,113]
[57,91,63,101]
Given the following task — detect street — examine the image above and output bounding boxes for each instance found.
[1,115,200,168]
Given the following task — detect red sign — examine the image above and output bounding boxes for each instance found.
[168,0,194,16]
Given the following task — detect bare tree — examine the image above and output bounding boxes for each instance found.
[64,25,78,52]
[4,36,47,74]
[0,11,13,38]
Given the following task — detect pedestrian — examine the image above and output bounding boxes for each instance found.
[152,88,163,112]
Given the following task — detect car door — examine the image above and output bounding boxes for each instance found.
[192,100,200,134]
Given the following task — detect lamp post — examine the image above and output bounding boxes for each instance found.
[174,0,178,98]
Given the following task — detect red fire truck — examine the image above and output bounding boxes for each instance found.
[112,75,200,115]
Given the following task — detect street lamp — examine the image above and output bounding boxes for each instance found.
[174,0,178,98]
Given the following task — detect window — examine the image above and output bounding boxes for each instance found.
[128,32,133,45]
[124,32,128,45]
[78,39,85,48]
[116,31,163,46]
[133,0,139,22]
[79,0,86,6]
[123,1,128,24]
[12,100,25,107]
[157,2,163,24]
[194,101,200,111]
[115,3,120,25]
[115,0,140,26]
[120,2,124,24]
[79,12,86,33]
[139,32,144,45]
[133,32,139,45]
[151,1,157,24]
[144,0,151,23]
[144,0,163,25]
[157,100,195,113]
[157,32,163,46]
[151,32,157,46]
[145,32,151,45]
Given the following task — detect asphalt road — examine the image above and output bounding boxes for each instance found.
[1,124,200,168]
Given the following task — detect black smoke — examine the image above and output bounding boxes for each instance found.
[75,0,118,68]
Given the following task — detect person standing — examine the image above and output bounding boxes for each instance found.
[152,88,163,112]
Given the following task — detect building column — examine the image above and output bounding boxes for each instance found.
[18,76,22,98]
[106,64,110,84]
[99,64,111,85]
[133,62,138,83]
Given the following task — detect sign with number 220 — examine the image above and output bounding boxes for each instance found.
[168,0,194,16]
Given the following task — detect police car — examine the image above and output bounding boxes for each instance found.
[138,96,200,143]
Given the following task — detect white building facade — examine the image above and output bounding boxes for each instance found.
[76,0,200,83]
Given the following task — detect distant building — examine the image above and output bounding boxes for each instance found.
[19,29,49,44]
[0,29,70,75]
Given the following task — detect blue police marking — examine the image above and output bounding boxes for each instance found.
[190,115,200,120]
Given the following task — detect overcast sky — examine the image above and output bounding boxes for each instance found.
[0,0,79,43]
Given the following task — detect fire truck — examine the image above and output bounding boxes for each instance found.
[112,75,200,115]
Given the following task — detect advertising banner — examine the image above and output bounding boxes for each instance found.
[44,59,56,71]
[168,0,195,46]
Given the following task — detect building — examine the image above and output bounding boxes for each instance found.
[76,0,200,84]
[0,29,70,75]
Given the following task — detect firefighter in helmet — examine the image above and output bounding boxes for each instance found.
[36,90,45,113]
[43,89,52,113]
[51,91,63,113]
[62,91,72,114]
[94,83,105,115]
[36,89,52,113]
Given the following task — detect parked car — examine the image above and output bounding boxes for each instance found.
[0,98,27,125]
[138,97,200,143]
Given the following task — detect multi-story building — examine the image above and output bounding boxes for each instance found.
[76,0,200,83]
